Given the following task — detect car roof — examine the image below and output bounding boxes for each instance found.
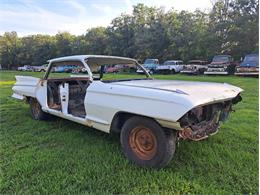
[48,55,137,65]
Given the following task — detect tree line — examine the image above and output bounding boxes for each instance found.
[0,0,258,69]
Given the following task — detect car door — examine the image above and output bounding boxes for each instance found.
[175,62,180,72]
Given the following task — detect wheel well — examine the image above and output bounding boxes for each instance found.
[25,96,31,103]
[110,112,157,133]
[25,96,35,104]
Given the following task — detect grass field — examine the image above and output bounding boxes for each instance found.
[0,71,258,194]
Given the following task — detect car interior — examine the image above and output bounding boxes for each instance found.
[46,61,90,118]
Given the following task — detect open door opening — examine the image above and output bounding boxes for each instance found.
[47,78,90,118]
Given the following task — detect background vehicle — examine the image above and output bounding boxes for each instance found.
[33,64,48,72]
[235,54,259,77]
[156,60,184,74]
[204,55,237,75]
[181,60,208,74]
[106,65,120,73]
[12,55,243,168]
[53,65,80,73]
[17,65,33,71]
[137,59,159,74]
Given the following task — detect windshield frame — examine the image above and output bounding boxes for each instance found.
[85,57,151,81]
[44,56,151,81]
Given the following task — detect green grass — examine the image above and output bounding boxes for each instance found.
[0,71,258,194]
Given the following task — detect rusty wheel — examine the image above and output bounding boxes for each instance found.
[29,98,49,120]
[129,126,157,160]
[120,116,177,168]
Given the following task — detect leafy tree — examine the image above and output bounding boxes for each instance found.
[0,32,20,69]
[55,32,75,57]
[0,1,258,68]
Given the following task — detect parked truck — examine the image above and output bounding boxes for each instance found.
[204,55,237,75]
[156,60,184,74]
[32,64,48,72]
[137,59,159,74]
[181,60,208,75]
[235,53,259,77]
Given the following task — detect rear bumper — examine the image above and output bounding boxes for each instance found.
[204,71,229,75]
[11,93,25,100]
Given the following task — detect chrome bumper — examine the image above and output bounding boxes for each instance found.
[180,70,197,74]
[204,71,229,75]
[235,72,259,76]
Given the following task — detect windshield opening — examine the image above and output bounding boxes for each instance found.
[212,56,229,63]
[85,58,150,82]
[45,61,89,79]
[163,61,175,65]
[144,59,158,64]
[244,55,258,63]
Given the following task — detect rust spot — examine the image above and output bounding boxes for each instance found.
[129,126,157,160]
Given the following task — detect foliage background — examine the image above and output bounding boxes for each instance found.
[0,0,259,69]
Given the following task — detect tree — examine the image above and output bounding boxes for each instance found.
[55,32,75,57]
[0,32,20,69]
[84,27,108,55]
[0,1,258,68]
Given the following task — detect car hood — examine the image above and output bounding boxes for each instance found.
[210,61,229,65]
[240,62,258,67]
[110,79,243,106]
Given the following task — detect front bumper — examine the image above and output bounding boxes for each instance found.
[180,70,198,74]
[204,71,229,75]
[178,94,242,141]
[136,69,145,73]
[235,72,259,76]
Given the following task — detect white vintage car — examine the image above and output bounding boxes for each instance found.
[12,55,243,168]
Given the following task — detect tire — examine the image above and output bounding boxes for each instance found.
[120,116,177,168]
[171,69,176,74]
[227,64,236,75]
[149,69,154,75]
[29,98,49,120]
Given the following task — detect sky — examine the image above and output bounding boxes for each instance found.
[0,0,213,37]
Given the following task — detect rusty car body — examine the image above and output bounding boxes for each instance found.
[204,55,237,75]
[181,60,208,74]
[12,55,243,168]
[235,54,259,77]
